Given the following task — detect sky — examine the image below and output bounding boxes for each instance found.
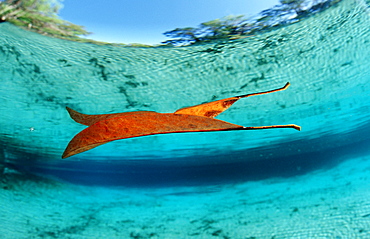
[59,0,280,45]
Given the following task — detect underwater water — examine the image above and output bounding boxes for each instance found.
[0,0,370,238]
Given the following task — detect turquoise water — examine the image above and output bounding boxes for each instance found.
[1,0,370,237]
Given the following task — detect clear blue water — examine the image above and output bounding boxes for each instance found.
[0,0,370,238]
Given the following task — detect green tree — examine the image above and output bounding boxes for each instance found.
[200,15,246,39]
[162,27,201,45]
[162,15,248,46]
[0,0,89,40]
[162,0,342,46]
[280,0,306,10]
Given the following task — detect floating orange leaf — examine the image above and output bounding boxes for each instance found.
[62,82,300,158]
[174,82,291,118]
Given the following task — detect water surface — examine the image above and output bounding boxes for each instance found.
[0,0,370,237]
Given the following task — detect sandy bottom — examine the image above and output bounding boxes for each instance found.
[1,154,370,239]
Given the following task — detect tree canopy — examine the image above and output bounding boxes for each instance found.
[162,0,342,46]
[0,0,342,46]
[0,0,90,40]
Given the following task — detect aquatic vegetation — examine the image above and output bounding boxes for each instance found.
[62,83,300,158]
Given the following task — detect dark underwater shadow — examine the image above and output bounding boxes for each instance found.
[4,130,370,188]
